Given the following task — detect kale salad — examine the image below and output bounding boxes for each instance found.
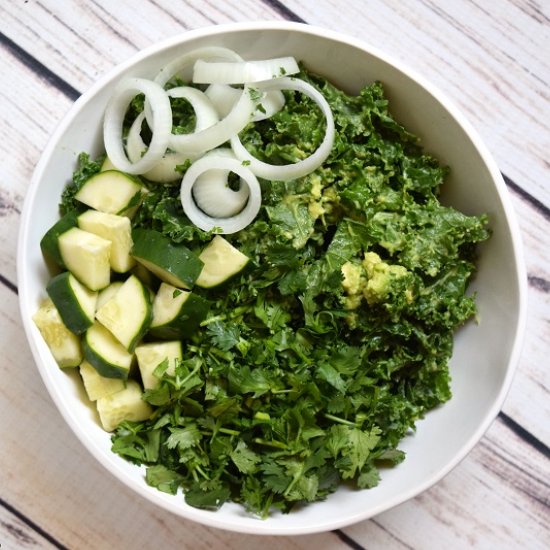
[44,54,490,517]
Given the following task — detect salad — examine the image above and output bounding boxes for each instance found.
[33,48,490,517]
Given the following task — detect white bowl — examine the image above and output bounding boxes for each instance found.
[17,21,527,535]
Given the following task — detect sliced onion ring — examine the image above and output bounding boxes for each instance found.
[169,85,257,155]
[127,87,219,182]
[154,47,243,88]
[181,154,261,234]
[192,149,249,218]
[167,86,219,131]
[103,78,172,175]
[230,77,335,181]
[205,84,285,122]
[193,57,299,84]
[126,112,197,182]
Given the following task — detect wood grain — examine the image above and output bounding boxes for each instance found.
[0,503,59,550]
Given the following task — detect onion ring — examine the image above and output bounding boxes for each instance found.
[180,154,261,234]
[230,77,334,181]
[205,83,286,122]
[169,85,257,155]
[103,78,172,175]
[193,57,299,84]
[192,149,250,218]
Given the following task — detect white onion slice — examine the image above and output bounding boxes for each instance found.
[127,87,219,182]
[193,57,299,84]
[205,84,286,122]
[169,85,257,155]
[126,112,197,182]
[154,47,243,88]
[230,77,335,181]
[103,78,172,175]
[181,154,261,234]
[192,149,249,218]
[168,86,220,131]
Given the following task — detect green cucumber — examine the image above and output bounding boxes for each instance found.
[131,228,203,289]
[131,262,160,291]
[80,360,125,401]
[40,210,79,268]
[32,298,82,368]
[195,235,250,289]
[96,281,124,311]
[135,340,182,389]
[83,322,134,379]
[74,170,145,216]
[78,209,135,273]
[149,282,209,340]
[46,272,97,334]
[58,227,111,291]
[96,380,152,432]
[95,275,152,352]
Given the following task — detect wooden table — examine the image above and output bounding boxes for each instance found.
[1,1,548,548]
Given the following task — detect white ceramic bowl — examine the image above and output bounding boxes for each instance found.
[18,21,527,534]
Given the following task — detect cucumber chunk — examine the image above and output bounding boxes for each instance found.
[58,227,111,291]
[131,262,160,291]
[149,282,209,340]
[132,228,204,289]
[83,322,134,379]
[74,170,145,216]
[46,272,97,334]
[32,298,82,368]
[40,210,79,268]
[196,235,250,289]
[96,281,124,311]
[78,210,135,273]
[135,341,182,389]
[95,275,152,352]
[79,360,125,401]
[96,380,152,432]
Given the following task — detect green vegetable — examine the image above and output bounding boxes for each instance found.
[97,69,488,516]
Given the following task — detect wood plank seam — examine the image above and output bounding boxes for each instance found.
[503,174,550,222]
[333,529,368,550]
[0,273,17,295]
[261,0,306,23]
[0,30,80,102]
[0,496,69,550]
[528,276,550,294]
[498,412,550,459]
[369,518,415,549]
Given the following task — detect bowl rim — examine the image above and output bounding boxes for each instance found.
[17,20,528,535]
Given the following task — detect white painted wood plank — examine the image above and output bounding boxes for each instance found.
[0,505,58,550]
[280,0,550,209]
[498,189,550,445]
[0,0,285,92]
[0,46,74,288]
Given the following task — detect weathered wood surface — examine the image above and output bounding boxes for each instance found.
[0,1,548,549]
